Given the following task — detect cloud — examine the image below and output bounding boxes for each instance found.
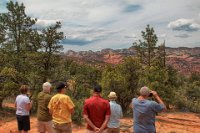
[1,0,200,51]
[34,19,60,28]
[62,28,124,46]
[168,18,200,32]
[61,38,94,46]
[175,33,190,38]
[123,4,142,12]
[124,34,137,39]
[158,34,166,38]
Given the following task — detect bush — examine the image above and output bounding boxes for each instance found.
[72,99,84,125]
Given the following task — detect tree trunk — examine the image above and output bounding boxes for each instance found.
[0,97,4,109]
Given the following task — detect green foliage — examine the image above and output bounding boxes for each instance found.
[101,57,141,112]
[0,1,37,52]
[182,73,200,112]
[71,99,84,125]
[133,25,158,67]
[0,1,200,123]
[0,67,20,107]
[0,1,64,108]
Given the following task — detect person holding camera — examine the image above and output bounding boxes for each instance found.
[15,85,33,133]
[130,86,166,133]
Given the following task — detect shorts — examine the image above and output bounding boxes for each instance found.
[86,129,108,133]
[37,120,53,133]
[16,115,30,131]
[52,121,72,133]
[108,127,120,133]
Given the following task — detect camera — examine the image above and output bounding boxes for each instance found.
[149,92,153,97]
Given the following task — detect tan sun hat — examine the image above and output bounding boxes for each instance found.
[108,91,117,99]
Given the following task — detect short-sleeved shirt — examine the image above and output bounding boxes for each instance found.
[48,93,75,124]
[15,94,30,116]
[132,98,165,133]
[83,95,111,131]
[108,101,123,128]
[37,91,52,121]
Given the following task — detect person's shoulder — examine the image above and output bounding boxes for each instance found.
[100,97,109,103]
[16,94,20,98]
[37,91,43,96]
[116,102,122,106]
[45,93,52,99]
[51,94,58,99]
[44,92,52,97]
[84,97,92,103]
[21,94,29,99]
[149,100,159,106]
[60,94,72,101]
[131,98,137,103]
[15,95,21,100]
[64,94,71,98]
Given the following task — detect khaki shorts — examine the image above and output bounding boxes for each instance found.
[37,120,53,133]
[86,129,108,133]
[107,128,120,133]
[52,121,72,133]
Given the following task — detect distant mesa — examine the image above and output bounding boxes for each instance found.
[65,47,200,75]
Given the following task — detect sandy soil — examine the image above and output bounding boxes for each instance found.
[0,112,200,133]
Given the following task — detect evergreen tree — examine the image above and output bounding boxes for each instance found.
[133,25,158,67]
[101,57,141,112]
[0,1,37,107]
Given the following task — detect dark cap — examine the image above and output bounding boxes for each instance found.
[94,84,102,92]
[56,82,66,91]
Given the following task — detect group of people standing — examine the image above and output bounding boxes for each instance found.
[15,82,166,133]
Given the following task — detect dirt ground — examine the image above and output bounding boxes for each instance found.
[0,112,200,133]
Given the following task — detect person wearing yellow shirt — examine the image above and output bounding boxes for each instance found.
[48,82,75,133]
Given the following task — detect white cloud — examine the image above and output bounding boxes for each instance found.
[158,34,166,38]
[35,19,61,27]
[168,19,200,32]
[1,0,200,51]
[124,34,137,39]
[175,33,190,38]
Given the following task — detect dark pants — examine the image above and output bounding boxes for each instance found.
[16,115,30,131]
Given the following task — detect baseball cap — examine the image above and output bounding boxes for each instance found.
[56,82,66,91]
[93,84,102,92]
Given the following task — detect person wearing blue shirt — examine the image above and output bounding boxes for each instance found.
[131,86,166,133]
[107,92,123,133]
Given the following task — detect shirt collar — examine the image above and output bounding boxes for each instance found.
[110,100,116,103]
[92,94,101,98]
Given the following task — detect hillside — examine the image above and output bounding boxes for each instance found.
[65,47,200,74]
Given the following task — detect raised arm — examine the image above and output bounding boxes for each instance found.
[152,91,167,111]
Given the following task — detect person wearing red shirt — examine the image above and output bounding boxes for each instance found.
[83,85,111,133]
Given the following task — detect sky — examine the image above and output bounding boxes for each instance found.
[0,0,200,52]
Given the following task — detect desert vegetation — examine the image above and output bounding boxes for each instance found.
[0,1,200,132]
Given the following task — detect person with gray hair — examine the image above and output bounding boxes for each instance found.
[131,86,166,133]
[37,82,53,133]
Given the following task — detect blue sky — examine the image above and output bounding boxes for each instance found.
[1,0,200,51]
